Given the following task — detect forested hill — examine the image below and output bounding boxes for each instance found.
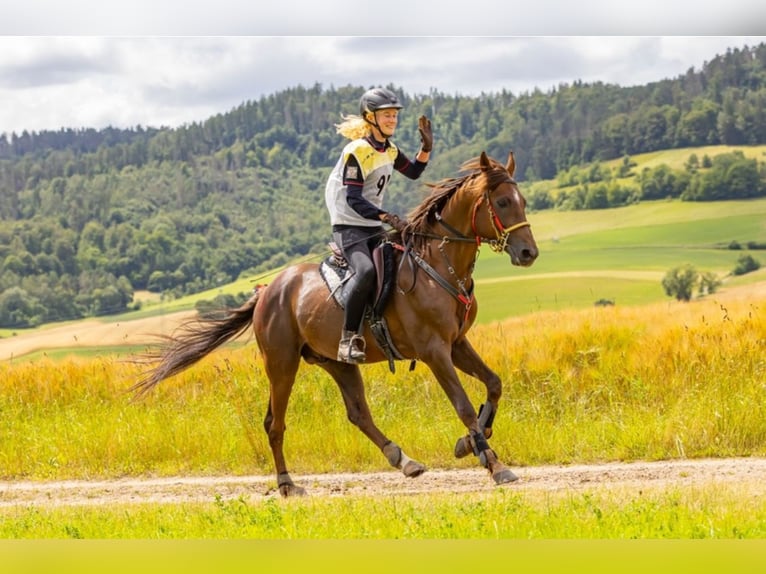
[1,43,765,329]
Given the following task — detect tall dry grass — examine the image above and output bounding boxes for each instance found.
[1,295,764,480]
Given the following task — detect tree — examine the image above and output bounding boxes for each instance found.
[662,264,699,302]
[698,272,723,296]
[733,254,761,276]
[0,286,44,327]
[676,99,719,146]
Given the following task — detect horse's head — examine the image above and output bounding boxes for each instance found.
[408,150,539,267]
[469,151,538,267]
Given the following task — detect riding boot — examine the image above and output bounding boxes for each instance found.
[338,329,367,364]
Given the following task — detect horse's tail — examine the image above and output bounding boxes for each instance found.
[129,288,261,399]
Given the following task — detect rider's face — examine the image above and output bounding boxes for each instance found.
[370,109,398,138]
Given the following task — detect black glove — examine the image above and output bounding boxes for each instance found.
[382,213,409,233]
[418,115,433,153]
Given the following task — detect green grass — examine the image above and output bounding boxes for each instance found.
[3,485,766,539]
[475,276,664,320]
[526,196,766,242]
[2,295,765,482]
[464,196,766,321]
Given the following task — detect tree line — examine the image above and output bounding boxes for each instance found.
[1,43,766,328]
[525,150,766,210]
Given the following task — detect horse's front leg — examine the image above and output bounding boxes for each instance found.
[424,346,518,485]
[451,337,503,453]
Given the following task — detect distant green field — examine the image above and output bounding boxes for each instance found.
[468,196,766,321]
[526,197,766,243]
[609,144,766,171]
[474,275,664,321]
[3,192,766,345]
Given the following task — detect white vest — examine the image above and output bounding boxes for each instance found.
[325,138,399,226]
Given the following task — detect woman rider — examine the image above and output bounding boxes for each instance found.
[324,87,433,363]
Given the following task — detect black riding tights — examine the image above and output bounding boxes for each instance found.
[333,226,381,332]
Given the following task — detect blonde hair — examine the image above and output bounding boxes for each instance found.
[335,114,372,141]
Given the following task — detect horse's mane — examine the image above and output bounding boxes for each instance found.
[403,155,511,250]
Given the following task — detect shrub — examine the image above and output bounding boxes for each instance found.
[662,264,699,302]
[732,254,762,276]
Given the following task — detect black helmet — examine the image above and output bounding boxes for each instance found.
[359,88,403,116]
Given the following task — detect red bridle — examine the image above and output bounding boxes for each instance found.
[470,188,531,253]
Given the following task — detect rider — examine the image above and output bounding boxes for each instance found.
[324,87,433,364]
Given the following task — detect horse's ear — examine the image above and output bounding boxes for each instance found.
[480,151,490,171]
[506,151,516,177]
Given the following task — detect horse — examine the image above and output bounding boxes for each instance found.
[131,150,539,496]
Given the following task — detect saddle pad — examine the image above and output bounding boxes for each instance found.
[319,257,347,308]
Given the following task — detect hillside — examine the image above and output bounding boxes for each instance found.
[1,43,766,332]
[3,274,765,363]
[3,190,766,361]
[1,42,766,331]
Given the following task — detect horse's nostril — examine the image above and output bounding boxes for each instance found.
[521,249,538,263]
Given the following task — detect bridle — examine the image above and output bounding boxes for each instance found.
[433,173,531,253]
[472,186,531,253]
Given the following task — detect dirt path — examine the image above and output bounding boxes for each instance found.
[0,311,196,361]
[3,458,765,507]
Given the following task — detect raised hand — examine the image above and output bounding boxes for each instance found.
[418,115,433,153]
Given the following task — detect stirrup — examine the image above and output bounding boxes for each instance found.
[338,334,366,364]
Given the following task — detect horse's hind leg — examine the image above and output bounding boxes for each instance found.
[261,350,306,497]
[320,361,426,478]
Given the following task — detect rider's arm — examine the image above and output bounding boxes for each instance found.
[394,149,428,180]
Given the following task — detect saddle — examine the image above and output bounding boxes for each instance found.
[319,241,410,373]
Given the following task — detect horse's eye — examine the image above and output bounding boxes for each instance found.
[496,198,510,209]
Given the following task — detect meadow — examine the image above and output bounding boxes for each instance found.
[3,194,766,354]
[1,290,765,538]
[2,160,766,539]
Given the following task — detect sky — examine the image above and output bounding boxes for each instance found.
[1,1,764,136]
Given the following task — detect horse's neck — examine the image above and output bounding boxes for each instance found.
[424,201,479,280]
[428,237,478,274]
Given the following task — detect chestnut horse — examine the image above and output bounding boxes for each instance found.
[131,150,538,496]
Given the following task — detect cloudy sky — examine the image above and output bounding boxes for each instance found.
[1,1,764,135]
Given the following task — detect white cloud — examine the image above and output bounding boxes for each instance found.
[0,35,763,135]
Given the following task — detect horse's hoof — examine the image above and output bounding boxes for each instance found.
[454,435,472,458]
[493,468,519,485]
[279,483,307,497]
[403,460,427,478]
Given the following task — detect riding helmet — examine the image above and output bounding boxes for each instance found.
[359,88,404,116]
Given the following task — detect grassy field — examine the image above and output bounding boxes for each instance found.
[2,293,764,477]
[2,193,766,357]
[2,146,766,540]
[1,290,765,538]
[4,484,766,539]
